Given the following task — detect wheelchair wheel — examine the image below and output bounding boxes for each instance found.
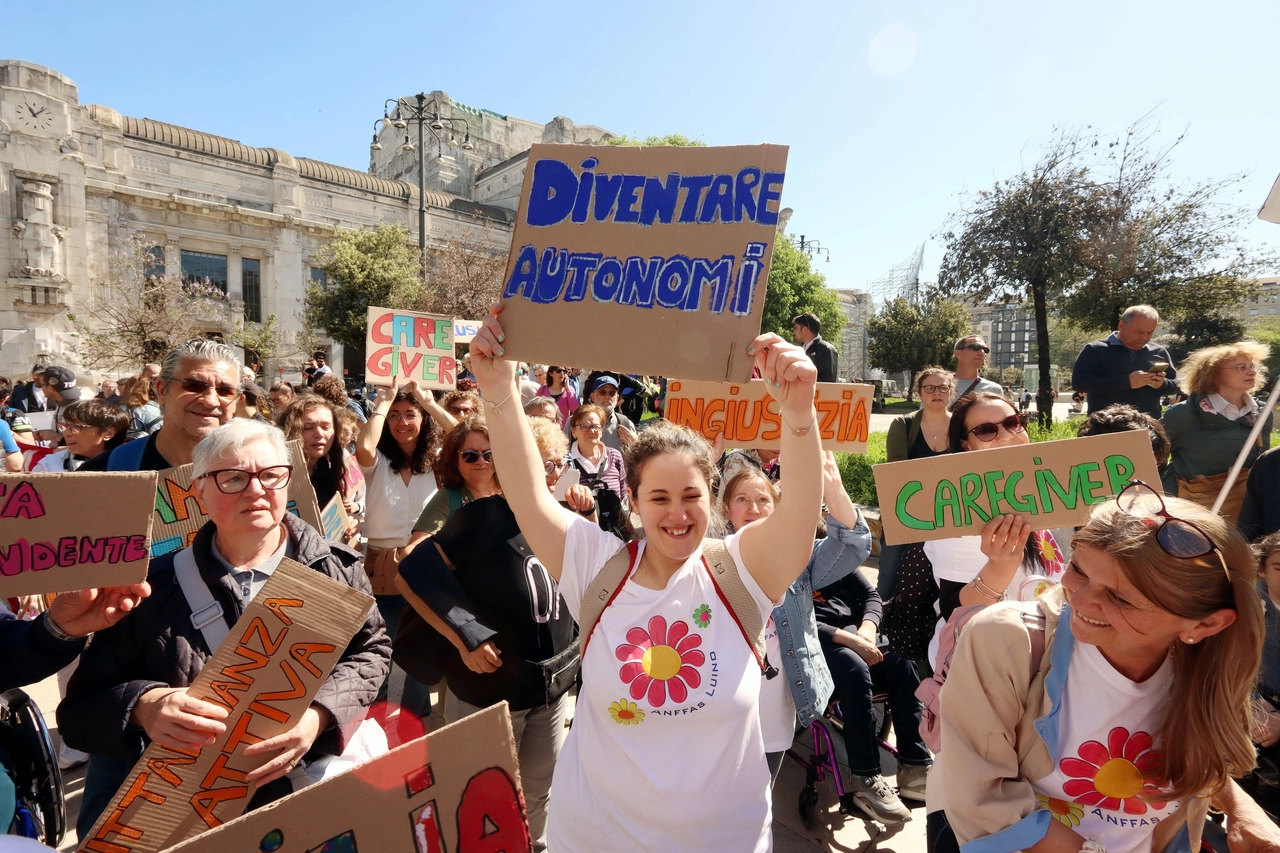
[798,783,820,829]
[1,688,66,848]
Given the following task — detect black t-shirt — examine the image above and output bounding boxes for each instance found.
[401,496,576,707]
[909,427,946,460]
[78,431,173,472]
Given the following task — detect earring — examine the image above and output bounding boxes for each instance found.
[1183,636,1197,644]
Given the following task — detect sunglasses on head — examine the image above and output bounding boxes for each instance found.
[174,376,238,402]
[1117,480,1232,587]
[964,412,1028,441]
[459,449,493,464]
[957,343,990,353]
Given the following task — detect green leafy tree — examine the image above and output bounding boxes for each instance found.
[303,224,422,350]
[226,313,319,375]
[937,129,1099,423]
[1000,367,1025,387]
[759,239,844,344]
[867,296,971,400]
[1165,312,1248,364]
[602,133,707,147]
[1246,318,1280,378]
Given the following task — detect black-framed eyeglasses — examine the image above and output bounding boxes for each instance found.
[964,413,1028,441]
[173,376,238,402]
[1117,480,1232,587]
[544,458,568,475]
[921,384,951,395]
[459,449,493,464]
[197,465,293,494]
[575,423,603,433]
[957,343,990,353]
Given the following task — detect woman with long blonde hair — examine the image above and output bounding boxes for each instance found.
[927,486,1275,853]
[1160,341,1271,520]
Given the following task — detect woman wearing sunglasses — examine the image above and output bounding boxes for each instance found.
[409,417,503,542]
[920,392,1065,667]
[927,483,1277,853]
[537,365,580,424]
[60,419,390,836]
[1160,342,1272,523]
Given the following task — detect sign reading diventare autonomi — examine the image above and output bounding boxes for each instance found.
[497,143,789,382]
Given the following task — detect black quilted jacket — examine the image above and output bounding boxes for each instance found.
[58,513,390,761]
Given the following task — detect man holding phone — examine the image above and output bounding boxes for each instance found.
[1071,304,1179,418]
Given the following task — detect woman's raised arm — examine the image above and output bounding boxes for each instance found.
[468,305,573,581]
[355,384,394,468]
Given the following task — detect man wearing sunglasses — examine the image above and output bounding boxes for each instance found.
[82,339,241,472]
[950,335,1002,403]
[1072,304,1178,419]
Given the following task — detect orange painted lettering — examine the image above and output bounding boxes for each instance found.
[263,598,304,627]
[290,642,337,678]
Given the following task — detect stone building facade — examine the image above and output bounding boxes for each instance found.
[0,61,607,386]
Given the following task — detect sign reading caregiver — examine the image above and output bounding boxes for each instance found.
[0,472,157,597]
[499,143,789,382]
[665,379,874,452]
[80,559,373,853]
[365,307,456,388]
[874,431,1161,545]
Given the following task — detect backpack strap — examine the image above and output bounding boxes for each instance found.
[107,436,149,471]
[700,539,768,674]
[173,546,231,654]
[579,540,640,659]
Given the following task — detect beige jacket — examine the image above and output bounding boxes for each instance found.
[927,587,1205,853]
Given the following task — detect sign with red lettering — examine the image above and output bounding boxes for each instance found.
[665,379,874,452]
[497,143,789,383]
[365,307,457,389]
[80,559,374,853]
[150,441,321,558]
[0,472,157,597]
[160,704,528,853]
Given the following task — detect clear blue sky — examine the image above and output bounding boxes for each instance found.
[5,0,1278,299]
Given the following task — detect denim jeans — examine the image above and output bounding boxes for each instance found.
[820,638,931,776]
[77,753,135,840]
[375,595,433,724]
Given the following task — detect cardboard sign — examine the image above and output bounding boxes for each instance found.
[365,307,457,388]
[873,431,1161,545]
[160,704,528,853]
[665,379,873,452]
[498,143,789,382]
[0,472,157,597]
[151,441,321,557]
[453,319,482,343]
[319,494,359,549]
[80,558,375,853]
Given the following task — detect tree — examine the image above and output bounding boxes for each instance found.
[416,223,509,324]
[602,133,707,147]
[1048,319,1108,386]
[937,129,1100,424]
[760,239,845,343]
[226,313,319,375]
[303,224,422,350]
[867,296,971,400]
[1246,318,1280,379]
[1056,119,1270,331]
[1164,312,1248,364]
[69,235,230,373]
[1000,367,1025,387]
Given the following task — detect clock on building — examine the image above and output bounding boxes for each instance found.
[18,99,55,131]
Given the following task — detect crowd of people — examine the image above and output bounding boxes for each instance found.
[2,304,1280,852]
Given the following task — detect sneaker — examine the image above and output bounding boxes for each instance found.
[897,762,930,802]
[57,742,88,770]
[845,773,912,824]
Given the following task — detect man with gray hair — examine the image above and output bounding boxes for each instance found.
[81,339,242,471]
[1072,304,1179,419]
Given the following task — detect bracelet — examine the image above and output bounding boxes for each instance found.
[483,390,515,415]
[43,612,76,642]
[782,410,815,437]
[970,574,1006,601]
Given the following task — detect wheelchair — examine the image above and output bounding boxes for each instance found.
[788,693,895,829]
[1,688,65,847]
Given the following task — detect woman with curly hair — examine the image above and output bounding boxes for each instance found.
[1160,341,1272,519]
[278,396,349,511]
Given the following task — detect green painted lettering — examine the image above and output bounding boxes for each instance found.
[1003,471,1039,515]
[1076,461,1106,503]
[895,481,935,531]
[959,473,992,526]
[983,470,1009,518]
[934,479,962,529]
[1103,455,1136,495]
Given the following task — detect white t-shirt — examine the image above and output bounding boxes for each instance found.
[924,535,1061,668]
[1031,639,1177,853]
[759,615,798,752]
[358,450,437,547]
[548,517,779,853]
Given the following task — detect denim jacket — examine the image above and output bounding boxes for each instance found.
[772,511,873,726]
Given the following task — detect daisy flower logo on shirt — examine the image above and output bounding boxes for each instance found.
[609,699,644,725]
[1035,793,1084,827]
[615,616,705,707]
[692,604,712,628]
[1060,727,1166,814]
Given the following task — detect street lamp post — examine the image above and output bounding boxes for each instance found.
[371,93,474,279]
[791,234,831,263]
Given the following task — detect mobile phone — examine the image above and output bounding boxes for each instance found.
[1148,362,1169,374]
